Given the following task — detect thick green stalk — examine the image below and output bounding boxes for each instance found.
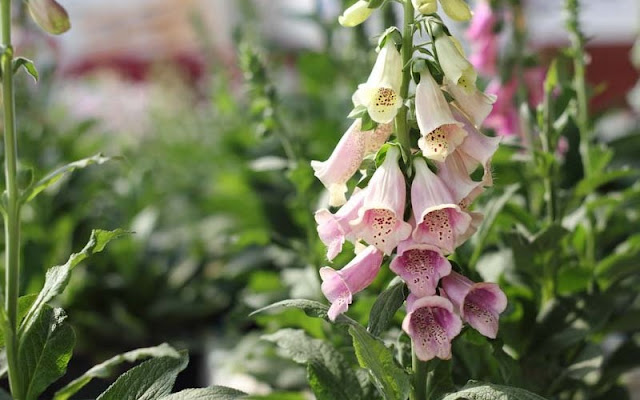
[411,349,428,400]
[394,0,414,156]
[565,0,592,178]
[1,0,23,398]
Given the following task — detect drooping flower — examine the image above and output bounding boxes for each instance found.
[352,41,403,124]
[438,0,472,22]
[338,0,374,27]
[412,0,437,14]
[415,71,467,162]
[434,34,477,93]
[311,120,393,206]
[441,271,507,339]
[402,294,462,361]
[438,109,501,198]
[411,158,471,254]
[350,146,412,255]
[466,0,498,76]
[390,237,451,297]
[315,188,368,261]
[320,245,384,321]
[444,78,496,127]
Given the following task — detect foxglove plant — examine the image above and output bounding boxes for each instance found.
[308,1,517,398]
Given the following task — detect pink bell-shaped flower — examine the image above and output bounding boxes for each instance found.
[315,188,368,261]
[320,245,384,321]
[402,294,462,361]
[311,120,393,207]
[445,78,496,128]
[390,237,451,297]
[411,158,471,254]
[415,71,467,162]
[441,271,508,339]
[350,146,412,255]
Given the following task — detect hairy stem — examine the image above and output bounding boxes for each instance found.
[394,0,414,156]
[565,0,592,178]
[1,0,23,397]
[411,349,428,400]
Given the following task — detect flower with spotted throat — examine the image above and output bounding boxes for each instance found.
[415,70,467,163]
[434,34,477,94]
[350,146,412,255]
[441,271,507,339]
[411,158,471,254]
[338,0,374,27]
[311,120,393,207]
[352,40,404,124]
[390,237,451,297]
[320,245,383,321]
[402,294,462,361]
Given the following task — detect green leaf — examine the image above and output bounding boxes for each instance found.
[470,184,520,266]
[250,299,359,327]
[348,325,410,400]
[595,233,640,285]
[18,306,75,400]
[13,57,39,82]
[160,386,247,400]
[263,329,364,400]
[425,359,455,400]
[97,351,188,400]
[246,393,304,400]
[441,381,548,400]
[367,0,386,9]
[54,343,181,400]
[367,279,406,337]
[348,105,368,119]
[544,59,558,93]
[0,294,37,347]
[20,229,129,338]
[21,153,119,203]
[576,167,640,197]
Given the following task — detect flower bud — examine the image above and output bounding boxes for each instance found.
[412,0,437,15]
[434,34,477,93]
[439,0,472,22]
[26,0,71,35]
[338,0,373,27]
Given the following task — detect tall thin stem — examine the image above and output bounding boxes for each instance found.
[410,349,428,400]
[541,84,557,223]
[565,0,592,178]
[394,0,414,156]
[1,0,23,397]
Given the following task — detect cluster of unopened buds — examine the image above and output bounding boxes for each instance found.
[312,0,507,361]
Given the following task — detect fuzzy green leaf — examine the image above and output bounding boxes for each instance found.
[21,153,119,203]
[19,306,75,400]
[97,351,188,400]
[263,329,364,400]
[367,279,406,337]
[20,229,129,338]
[441,381,548,400]
[0,294,37,348]
[250,299,359,327]
[349,325,410,400]
[160,386,247,400]
[54,343,181,400]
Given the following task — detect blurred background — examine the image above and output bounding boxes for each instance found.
[6,0,639,398]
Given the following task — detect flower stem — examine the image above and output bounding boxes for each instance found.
[410,349,428,400]
[565,0,592,179]
[541,83,557,223]
[1,0,23,397]
[394,0,414,157]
